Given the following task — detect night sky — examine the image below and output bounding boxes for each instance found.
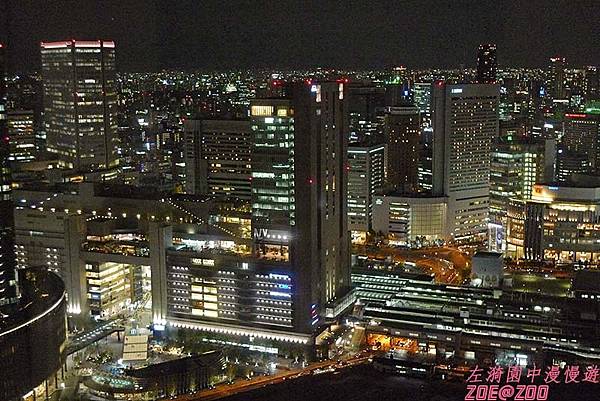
[1,0,599,72]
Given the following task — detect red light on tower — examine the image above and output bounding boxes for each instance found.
[308,178,314,185]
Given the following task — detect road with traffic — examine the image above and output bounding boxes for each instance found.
[178,353,373,401]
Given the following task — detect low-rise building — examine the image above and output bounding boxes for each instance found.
[372,193,447,245]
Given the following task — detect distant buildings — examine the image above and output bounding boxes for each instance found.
[41,40,118,172]
[184,119,252,199]
[476,43,497,84]
[432,82,499,243]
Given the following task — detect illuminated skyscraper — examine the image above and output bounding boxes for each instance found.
[250,81,350,333]
[548,56,567,100]
[384,106,420,193]
[476,44,497,84]
[432,82,499,243]
[41,40,118,171]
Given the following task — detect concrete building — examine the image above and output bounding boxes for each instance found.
[250,81,351,335]
[353,270,600,366]
[372,193,447,245]
[560,112,600,176]
[184,119,252,199]
[7,110,36,163]
[41,40,118,171]
[384,106,420,193]
[347,142,386,242]
[489,138,556,252]
[506,181,600,262]
[432,82,499,243]
[0,268,68,401]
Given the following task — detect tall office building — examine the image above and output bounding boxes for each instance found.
[548,57,567,100]
[41,40,118,171]
[251,81,350,334]
[384,106,420,193]
[432,82,499,243]
[561,112,600,176]
[184,119,252,199]
[347,142,386,241]
[0,43,17,304]
[476,44,497,84]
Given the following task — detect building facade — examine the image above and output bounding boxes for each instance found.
[372,193,447,245]
[506,182,600,262]
[432,82,499,243]
[7,110,36,163]
[250,82,351,335]
[476,43,497,84]
[384,106,420,193]
[184,119,252,199]
[347,142,386,241]
[41,40,118,171]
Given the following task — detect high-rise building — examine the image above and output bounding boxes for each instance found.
[347,142,386,241]
[476,44,497,84]
[432,82,499,243]
[184,119,252,199]
[250,81,351,334]
[384,106,420,193]
[41,40,118,171]
[347,82,385,143]
[548,57,567,100]
[561,112,600,175]
[7,110,36,163]
[0,43,17,305]
[413,82,432,132]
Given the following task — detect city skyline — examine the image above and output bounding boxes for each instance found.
[1,3,600,401]
[0,1,599,72]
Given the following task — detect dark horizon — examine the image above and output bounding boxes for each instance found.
[1,0,599,73]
